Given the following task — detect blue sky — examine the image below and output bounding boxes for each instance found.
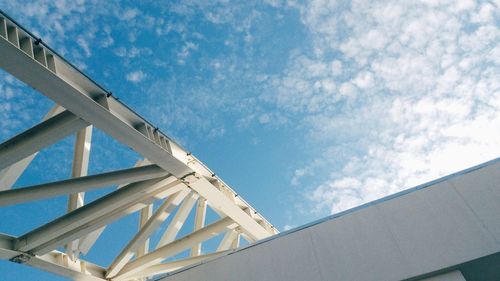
[0,0,499,280]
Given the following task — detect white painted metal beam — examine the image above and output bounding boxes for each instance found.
[137,204,153,258]
[67,125,93,211]
[185,175,270,240]
[231,232,240,249]
[156,191,199,249]
[0,164,169,206]
[14,177,175,254]
[77,227,105,256]
[190,198,207,257]
[115,217,237,280]
[0,105,63,191]
[216,229,239,252]
[106,188,190,278]
[27,179,185,256]
[78,159,153,255]
[0,110,89,171]
[66,125,93,260]
[0,28,191,178]
[0,234,106,281]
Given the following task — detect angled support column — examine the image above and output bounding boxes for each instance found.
[14,176,175,254]
[67,125,93,211]
[115,217,237,280]
[217,229,240,252]
[0,105,63,190]
[66,125,93,260]
[156,191,199,249]
[0,110,89,171]
[190,198,207,257]
[231,232,241,249]
[137,204,153,257]
[0,164,168,207]
[106,188,190,278]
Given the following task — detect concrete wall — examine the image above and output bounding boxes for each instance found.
[159,159,500,281]
[421,271,466,281]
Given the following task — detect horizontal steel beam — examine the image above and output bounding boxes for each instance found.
[0,164,169,206]
[0,110,89,171]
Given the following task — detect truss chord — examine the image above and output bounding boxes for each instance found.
[185,176,270,241]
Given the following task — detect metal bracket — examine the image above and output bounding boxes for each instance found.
[9,253,33,264]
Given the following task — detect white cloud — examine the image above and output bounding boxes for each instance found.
[272,0,500,215]
[122,8,139,21]
[114,46,152,58]
[208,126,225,138]
[177,42,198,64]
[126,70,146,83]
[0,71,49,137]
[77,36,91,57]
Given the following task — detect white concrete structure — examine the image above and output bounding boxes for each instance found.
[0,10,277,281]
[157,158,500,281]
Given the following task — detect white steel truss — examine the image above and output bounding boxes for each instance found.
[0,11,278,281]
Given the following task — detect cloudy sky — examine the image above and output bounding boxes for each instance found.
[0,0,499,280]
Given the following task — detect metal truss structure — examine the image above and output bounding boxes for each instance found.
[0,11,278,281]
